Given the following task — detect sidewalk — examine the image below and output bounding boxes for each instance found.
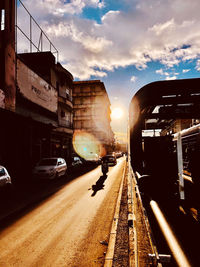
[104,163,155,267]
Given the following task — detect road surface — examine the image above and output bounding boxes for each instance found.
[0,157,126,266]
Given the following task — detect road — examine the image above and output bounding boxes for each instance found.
[0,157,126,267]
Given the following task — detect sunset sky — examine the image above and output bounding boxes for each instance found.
[17,0,200,141]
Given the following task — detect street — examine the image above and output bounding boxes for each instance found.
[0,157,126,266]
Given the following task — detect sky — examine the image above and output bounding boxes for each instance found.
[17,0,200,142]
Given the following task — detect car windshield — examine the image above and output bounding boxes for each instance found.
[38,159,57,166]
[0,168,6,176]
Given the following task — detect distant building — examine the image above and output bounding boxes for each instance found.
[73,80,114,157]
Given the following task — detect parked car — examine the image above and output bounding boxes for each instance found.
[0,165,12,188]
[101,154,117,166]
[115,151,123,158]
[71,156,83,168]
[85,153,101,165]
[33,158,67,179]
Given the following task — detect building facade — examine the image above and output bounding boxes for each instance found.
[73,80,114,157]
[0,0,74,181]
[17,52,74,167]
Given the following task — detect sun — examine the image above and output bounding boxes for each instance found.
[111,107,124,120]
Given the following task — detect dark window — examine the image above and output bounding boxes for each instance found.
[56,81,60,91]
[61,110,65,117]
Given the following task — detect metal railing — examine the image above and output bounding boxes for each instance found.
[15,0,58,61]
[135,171,191,267]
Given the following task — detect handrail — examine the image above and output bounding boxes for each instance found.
[134,171,162,266]
[150,200,191,267]
[16,0,59,61]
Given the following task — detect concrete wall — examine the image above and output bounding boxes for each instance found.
[17,59,58,113]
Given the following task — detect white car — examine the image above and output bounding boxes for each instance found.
[0,166,12,188]
[33,158,67,179]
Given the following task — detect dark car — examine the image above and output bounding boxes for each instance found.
[71,156,83,167]
[101,155,117,166]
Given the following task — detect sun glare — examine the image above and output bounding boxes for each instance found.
[111,107,124,120]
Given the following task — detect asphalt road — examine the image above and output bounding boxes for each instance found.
[0,157,126,266]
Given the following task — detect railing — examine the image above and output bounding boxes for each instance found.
[59,118,73,129]
[150,200,191,267]
[15,0,58,61]
[135,171,191,267]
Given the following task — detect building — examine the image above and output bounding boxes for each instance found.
[53,62,73,163]
[0,0,73,181]
[73,80,114,159]
[17,52,74,165]
[0,0,16,111]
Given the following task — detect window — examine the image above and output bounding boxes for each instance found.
[74,98,81,104]
[61,110,65,118]
[56,81,59,91]
[75,109,81,116]
[66,88,70,98]
[75,121,81,129]
[83,98,90,104]
[74,87,80,93]
[65,111,71,122]
[84,86,91,93]
[1,9,5,31]
[83,121,90,128]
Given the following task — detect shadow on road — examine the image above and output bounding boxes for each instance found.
[90,174,108,197]
[0,165,98,227]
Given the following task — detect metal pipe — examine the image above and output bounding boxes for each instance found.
[150,200,191,267]
[30,16,32,52]
[177,133,185,200]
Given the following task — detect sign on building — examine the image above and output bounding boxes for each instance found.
[17,59,57,113]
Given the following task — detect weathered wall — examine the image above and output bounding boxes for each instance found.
[17,59,58,113]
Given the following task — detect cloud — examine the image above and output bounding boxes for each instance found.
[196,59,200,71]
[156,68,179,80]
[182,69,190,73]
[20,0,104,17]
[17,0,200,79]
[156,69,169,76]
[130,76,137,82]
[165,76,177,80]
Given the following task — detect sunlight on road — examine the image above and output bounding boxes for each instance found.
[0,158,125,266]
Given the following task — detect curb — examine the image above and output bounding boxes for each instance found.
[104,161,127,267]
[128,167,138,267]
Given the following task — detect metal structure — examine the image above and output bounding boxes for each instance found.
[129,78,200,266]
[15,0,58,61]
[129,77,200,198]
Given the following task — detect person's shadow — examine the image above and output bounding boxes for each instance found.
[89,174,108,197]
